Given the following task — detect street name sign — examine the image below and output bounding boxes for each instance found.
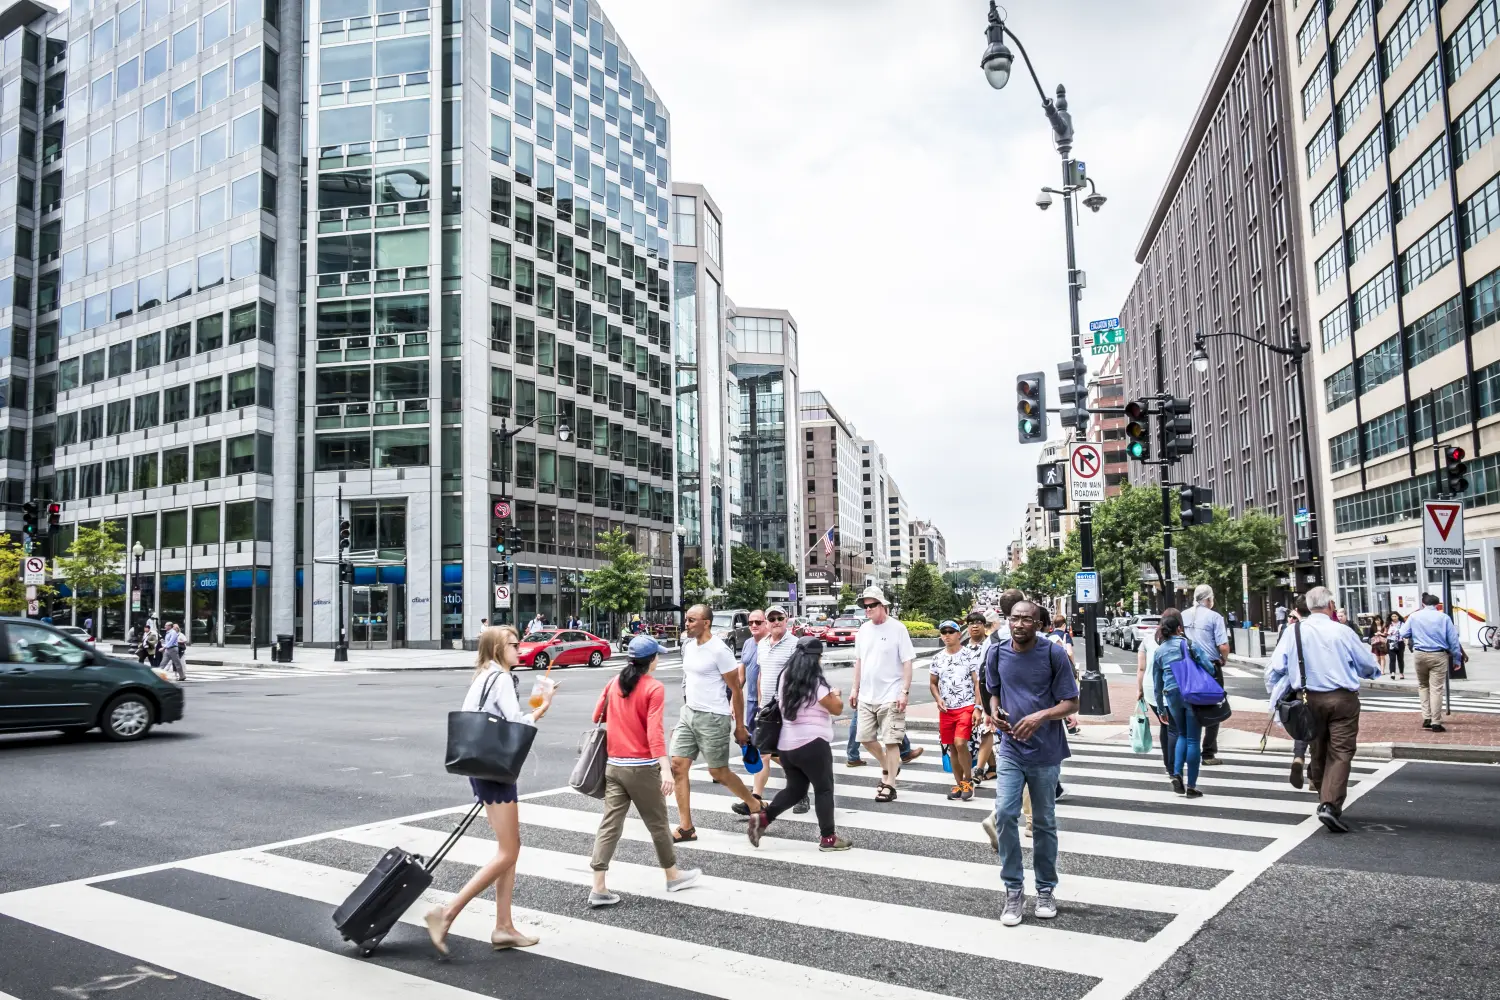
[1093,328,1125,346]
[1422,501,1465,571]
[22,556,44,585]
[1070,443,1105,502]
[1075,571,1099,605]
[1087,318,1121,332]
[1293,507,1310,525]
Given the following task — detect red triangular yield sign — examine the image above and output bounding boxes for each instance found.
[1427,503,1460,541]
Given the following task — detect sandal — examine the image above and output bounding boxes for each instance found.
[874,783,897,803]
[672,826,697,843]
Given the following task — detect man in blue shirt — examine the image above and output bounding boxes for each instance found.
[1182,585,1230,766]
[1266,586,1380,832]
[1398,592,1466,733]
[983,600,1079,927]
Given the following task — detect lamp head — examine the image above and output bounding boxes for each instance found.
[1082,191,1107,213]
[981,2,1013,90]
[1191,338,1210,375]
[557,421,572,443]
[133,541,144,558]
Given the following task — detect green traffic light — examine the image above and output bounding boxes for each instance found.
[1019,419,1036,435]
[1127,442,1145,459]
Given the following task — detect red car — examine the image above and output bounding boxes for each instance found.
[821,617,862,646]
[517,629,613,669]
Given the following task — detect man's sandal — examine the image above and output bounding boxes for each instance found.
[874,783,897,803]
[672,826,697,843]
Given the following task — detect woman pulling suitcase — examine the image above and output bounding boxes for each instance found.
[424,625,555,954]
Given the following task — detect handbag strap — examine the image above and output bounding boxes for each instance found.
[479,668,500,708]
[424,800,484,873]
[1291,621,1308,694]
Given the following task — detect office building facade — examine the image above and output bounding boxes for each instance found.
[1088,353,1128,497]
[799,389,862,611]
[909,517,946,575]
[1286,0,1500,632]
[855,434,890,590]
[885,470,910,588]
[1119,0,1320,596]
[33,0,676,647]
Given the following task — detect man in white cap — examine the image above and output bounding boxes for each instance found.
[850,585,915,802]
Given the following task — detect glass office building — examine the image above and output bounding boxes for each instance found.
[16,0,675,647]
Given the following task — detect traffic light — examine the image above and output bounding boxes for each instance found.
[1178,486,1214,527]
[1161,397,1194,462]
[1056,358,1088,432]
[20,501,36,536]
[1296,538,1317,563]
[1124,399,1152,461]
[494,521,508,553]
[47,502,61,530]
[507,528,525,555]
[1444,445,1469,494]
[339,562,353,584]
[1016,371,1047,444]
[338,518,351,550]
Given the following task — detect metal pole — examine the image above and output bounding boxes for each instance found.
[1430,433,1455,713]
[334,485,348,662]
[1156,321,1174,607]
[1291,344,1322,587]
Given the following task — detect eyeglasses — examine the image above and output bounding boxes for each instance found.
[767,614,786,622]
[939,628,959,635]
[859,601,881,610]
[748,618,766,626]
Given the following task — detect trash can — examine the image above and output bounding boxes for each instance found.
[276,633,294,663]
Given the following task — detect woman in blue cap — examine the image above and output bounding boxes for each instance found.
[587,634,703,907]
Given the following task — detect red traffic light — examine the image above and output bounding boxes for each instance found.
[1445,446,1466,464]
[1017,378,1041,397]
[1125,399,1149,421]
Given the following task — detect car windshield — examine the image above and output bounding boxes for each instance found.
[1136,617,1161,627]
[833,618,862,628]
[711,613,735,629]
[526,630,561,641]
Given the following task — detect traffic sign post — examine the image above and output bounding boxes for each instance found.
[1070,443,1105,502]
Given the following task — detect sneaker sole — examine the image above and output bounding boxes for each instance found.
[1318,810,1350,833]
[1034,908,1057,920]
[818,843,852,852]
[1001,914,1023,927]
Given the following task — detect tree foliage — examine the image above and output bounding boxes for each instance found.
[583,528,649,618]
[901,561,963,623]
[1009,545,1079,602]
[681,567,711,609]
[56,522,126,613]
[0,533,54,614]
[1175,506,1286,611]
[943,568,1005,592]
[837,582,858,609]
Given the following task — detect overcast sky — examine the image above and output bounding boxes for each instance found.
[605,0,1243,560]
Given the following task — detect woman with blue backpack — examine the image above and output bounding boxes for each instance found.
[1151,608,1227,798]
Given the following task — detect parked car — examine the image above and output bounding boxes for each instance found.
[799,620,830,640]
[55,625,96,645]
[1125,615,1161,652]
[710,610,752,655]
[0,618,184,741]
[822,616,863,646]
[1105,617,1129,647]
[516,629,613,670]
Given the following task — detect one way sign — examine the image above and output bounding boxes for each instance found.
[1422,501,1465,571]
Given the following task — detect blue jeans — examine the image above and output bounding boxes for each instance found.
[1164,689,1203,788]
[845,716,911,762]
[994,756,1061,892]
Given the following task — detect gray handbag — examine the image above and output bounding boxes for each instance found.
[569,682,610,798]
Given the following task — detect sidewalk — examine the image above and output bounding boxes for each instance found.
[1229,644,1500,697]
[179,645,474,671]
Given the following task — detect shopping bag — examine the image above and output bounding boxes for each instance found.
[1129,699,1154,754]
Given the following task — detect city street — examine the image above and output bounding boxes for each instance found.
[3,658,1499,1000]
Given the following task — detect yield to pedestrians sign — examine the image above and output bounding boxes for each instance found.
[22,556,44,585]
[1422,501,1465,570]
[1070,443,1105,502]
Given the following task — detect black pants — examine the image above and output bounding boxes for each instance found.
[765,738,835,837]
[1202,723,1219,758]
[1389,643,1405,676]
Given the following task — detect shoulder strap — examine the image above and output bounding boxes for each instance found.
[1292,621,1307,693]
[479,669,500,706]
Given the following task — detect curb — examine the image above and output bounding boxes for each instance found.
[1360,742,1500,764]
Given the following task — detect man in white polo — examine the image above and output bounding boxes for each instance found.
[849,585,915,803]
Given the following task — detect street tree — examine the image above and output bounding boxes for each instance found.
[837,582,857,609]
[901,561,963,622]
[55,521,126,616]
[583,528,649,632]
[725,545,771,609]
[1175,506,1286,612]
[0,533,54,614]
[681,567,711,609]
[1009,545,1079,603]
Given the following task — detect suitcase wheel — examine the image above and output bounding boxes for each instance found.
[358,936,383,957]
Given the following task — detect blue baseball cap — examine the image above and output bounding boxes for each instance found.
[741,743,763,773]
[938,620,961,633]
[627,634,664,659]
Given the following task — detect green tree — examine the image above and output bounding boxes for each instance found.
[0,533,53,614]
[681,567,711,609]
[56,522,126,614]
[837,582,858,609]
[1009,545,1079,602]
[900,561,962,622]
[1175,507,1286,611]
[725,545,770,609]
[583,528,649,628]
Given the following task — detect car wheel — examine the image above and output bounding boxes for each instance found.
[588,650,604,667]
[534,653,550,671]
[101,693,154,742]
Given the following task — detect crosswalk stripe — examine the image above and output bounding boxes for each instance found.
[338,822,1149,981]
[678,776,1255,868]
[508,801,1208,913]
[856,755,1320,798]
[179,849,969,1000]
[1061,751,1365,783]
[1222,666,1256,678]
[0,881,487,999]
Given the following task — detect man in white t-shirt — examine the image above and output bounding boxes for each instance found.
[669,604,763,842]
[850,585,915,803]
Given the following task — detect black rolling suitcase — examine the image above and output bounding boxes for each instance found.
[332,801,484,956]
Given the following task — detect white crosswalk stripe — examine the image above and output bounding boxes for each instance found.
[1359,694,1500,714]
[0,730,1402,1000]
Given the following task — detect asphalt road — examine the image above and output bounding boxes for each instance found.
[4,647,1500,999]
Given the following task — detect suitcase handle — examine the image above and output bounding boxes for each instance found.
[424,800,485,873]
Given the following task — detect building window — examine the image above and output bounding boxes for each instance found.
[1463,173,1500,248]
[1320,301,1351,351]
[1394,136,1449,222]
[1314,242,1345,292]
[1301,57,1330,120]
[1386,58,1441,149]
[1333,0,1372,73]
[1361,405,1408,460]
[1382,0,1435,75]
[1405,294,1463,366]
[1335,59,1376,136]
[1324,364,1355,411]
[1341,127,1383,197]
[1351,265,1396,328]
[671,195,695,246]
[1447,0,1500,81]
[1310,178,1340,234]
[1357,335,1403,393]
[1398,216,1455,293]
[1306,117,1335,177]
[1345,196,1390,267]
[1297,1,1327,61]
[1454,74,1500,166]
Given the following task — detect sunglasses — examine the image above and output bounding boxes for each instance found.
[767,614,786,622]
[859,601,881,609]
[939,628,959,635]
[748,618,766,626]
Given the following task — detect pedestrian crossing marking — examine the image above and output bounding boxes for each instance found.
[0,744,1407,1000]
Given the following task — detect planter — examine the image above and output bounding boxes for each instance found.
[910,637,943,648]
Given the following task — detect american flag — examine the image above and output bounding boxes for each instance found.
[822,527,836,557]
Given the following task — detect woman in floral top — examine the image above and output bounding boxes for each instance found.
[927,620,983,801]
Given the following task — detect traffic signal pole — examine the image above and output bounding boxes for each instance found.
[1155,321,1174,606]
[335,486,348,662]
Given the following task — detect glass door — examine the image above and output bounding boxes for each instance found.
[350,586,392,648]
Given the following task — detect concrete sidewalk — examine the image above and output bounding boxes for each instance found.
[1228,647,1500,696]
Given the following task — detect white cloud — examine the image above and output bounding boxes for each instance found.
[603,0,1243,559]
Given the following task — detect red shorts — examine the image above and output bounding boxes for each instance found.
[938,705,975,745]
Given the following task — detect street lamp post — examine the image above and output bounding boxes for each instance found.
[981,0,1109,715]
[494,414,571,628]
[131,541,144,633]
[1191,330,1322,588]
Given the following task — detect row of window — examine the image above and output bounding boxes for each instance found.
[78,42,266,135]
[1334,452,1500,532]
[56,366,271,447]
[54,302,272,394]
[75,0,268,71]
[55,431,271,499]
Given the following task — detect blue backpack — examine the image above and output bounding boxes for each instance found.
[1161,637,1226,707]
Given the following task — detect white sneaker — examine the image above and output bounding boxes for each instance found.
[981,812,998,852]
[1001,888,1025,927]
[1034,888,1057,919]
[666,869,701,892]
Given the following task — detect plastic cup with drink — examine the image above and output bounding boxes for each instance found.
[529,674,555,710]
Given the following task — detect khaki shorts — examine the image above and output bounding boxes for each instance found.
[856,701,906,745]
[670,705,733,768]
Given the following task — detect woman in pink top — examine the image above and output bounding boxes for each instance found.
[748,636,851,852]
[587,635,701,908]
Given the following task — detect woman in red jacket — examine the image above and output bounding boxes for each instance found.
[588,634,702,907]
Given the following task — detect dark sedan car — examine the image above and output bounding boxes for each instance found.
[0,618,184,741]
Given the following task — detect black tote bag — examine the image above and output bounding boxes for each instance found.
[1275,622,1316,743]
[445,672,538,783]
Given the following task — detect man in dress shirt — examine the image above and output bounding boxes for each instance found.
[1182,585,1230,766]
[1265,586,1381,833]
[1398,592,1466,733]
